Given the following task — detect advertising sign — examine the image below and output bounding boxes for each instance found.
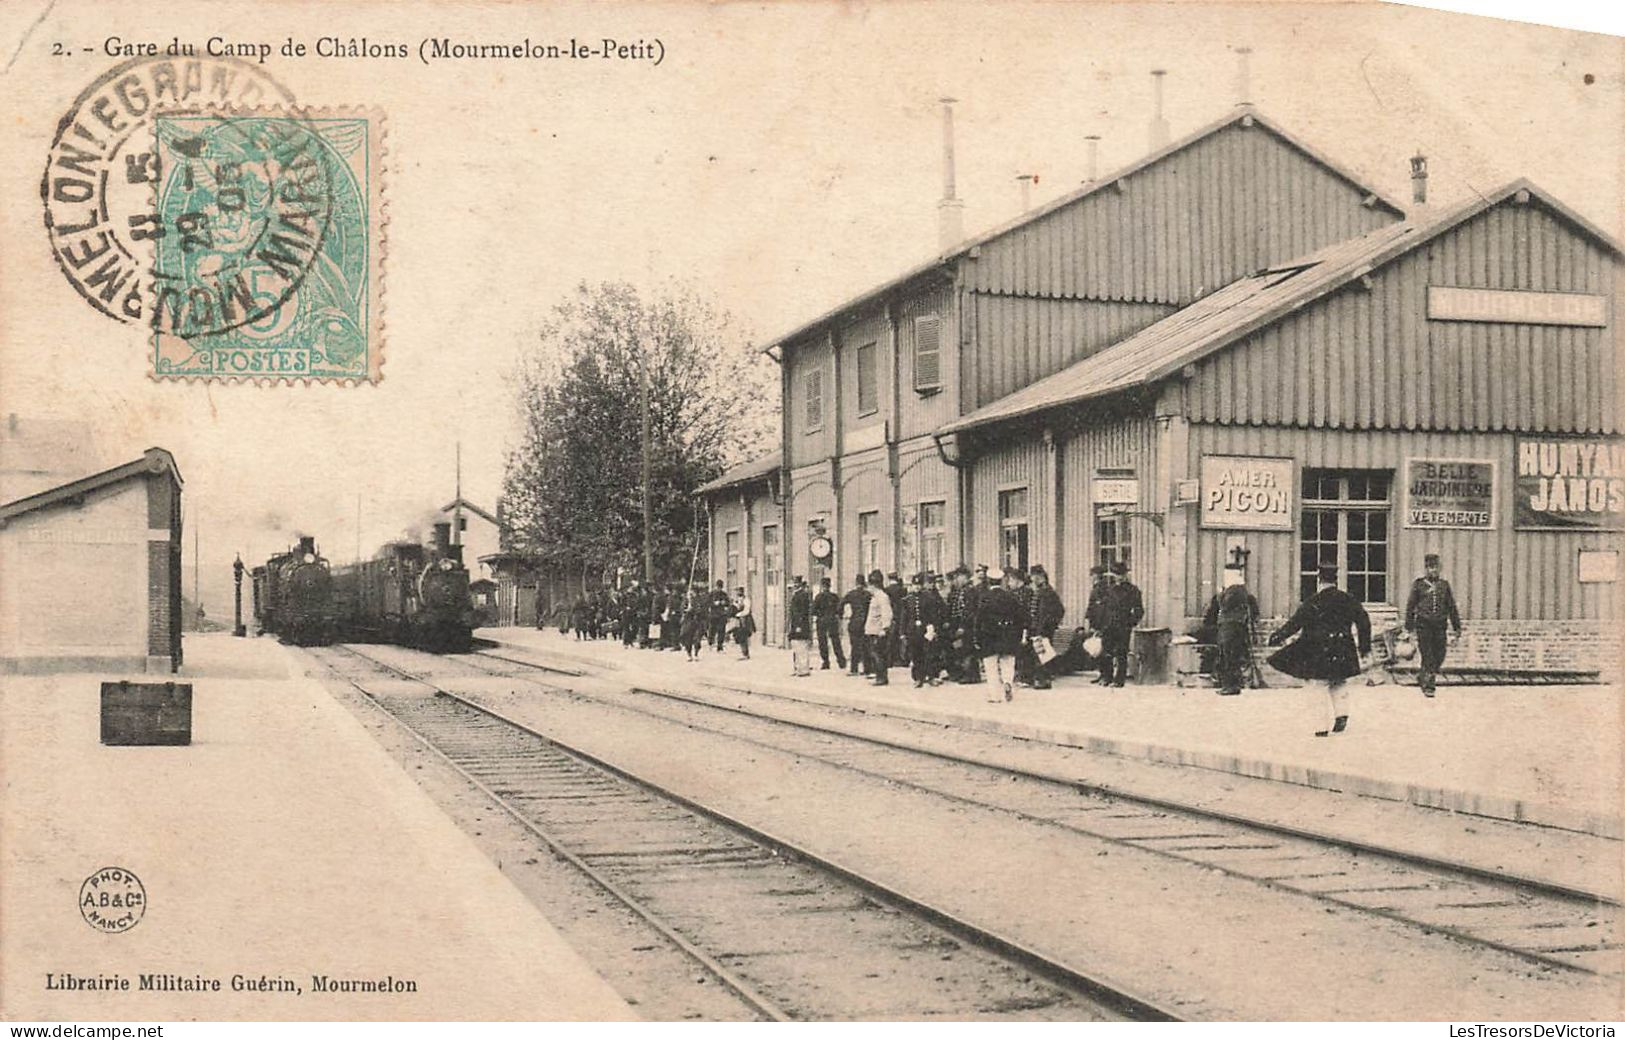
[1199,455,1295,530]
[1514,437,1625,530]
[1403,459,1496,529]
[1427,286,1609,327]
[1092,477,1139,505]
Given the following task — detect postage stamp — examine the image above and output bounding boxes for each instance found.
[149,108,385,383]
[42,56,297,326]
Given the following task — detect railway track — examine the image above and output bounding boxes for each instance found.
[454,644,1622,979]
[311,643,1178,1022]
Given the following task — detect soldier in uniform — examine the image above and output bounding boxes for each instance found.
[901,572,945,688]
[1269,564,1372,736]
[841,573,871,677]
[708,580,732,652]
[1405,552,1462,697]
[1099,562,1143,687]
[1204,563,1260,696]
[787,575,814,677]
[885,573,907,668]
[1023,564,1065,690]
[1084,564,1110,684]
[812,576,846,670]
[976,568,1026,703]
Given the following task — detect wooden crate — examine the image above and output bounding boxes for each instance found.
[100,681,192,746]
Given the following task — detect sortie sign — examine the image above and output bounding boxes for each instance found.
[1514,437,1625,530]
[1199,455,1294,530]
[1403,459,1496,529]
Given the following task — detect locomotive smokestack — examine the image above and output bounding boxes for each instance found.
[1410,152,1429,206]
[446,544,464,564]
[937,97,965,251]
[298,535,315,555]
[1084,134,1101,183]
[1233,46,1253,108]
[432,522,452,552]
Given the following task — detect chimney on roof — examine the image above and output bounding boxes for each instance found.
[937,97,965,251]
[1233,46,1253,107]
[1016,172,1037,211]
[1084,135,1101,182]
[1149,69,1170,150]
[1410,152,1428,206]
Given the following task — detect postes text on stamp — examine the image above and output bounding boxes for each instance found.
[151,108,383,383]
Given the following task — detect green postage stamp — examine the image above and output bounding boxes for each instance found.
[150,108,383,382]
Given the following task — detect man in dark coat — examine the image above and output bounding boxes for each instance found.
[1021,564,1065,689]
[901,572,946,688]
[1099,562,1143,687]
[1405,552,1462,697]
[812,576,846,670]
[1083,564,1110,683]
[840,574,871,677]
[1203,563,1260,695]
[1268,564,1373,736]
[885,573,907,667]
[787,575,814,677]
[976,568,1026,703]
[707,580,731,652]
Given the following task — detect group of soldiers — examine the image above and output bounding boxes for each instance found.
[779,559,1146,702]
[564,580,756,661]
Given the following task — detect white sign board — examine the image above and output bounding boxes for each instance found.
[1199,455,1295,530]
[1092,477,1139,505]
[1427,286,1609,327]
[1578,550,1619,584]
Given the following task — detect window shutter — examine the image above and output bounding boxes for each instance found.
[856,342,878,415]
[913,315,941,391]
[804,370,823,430]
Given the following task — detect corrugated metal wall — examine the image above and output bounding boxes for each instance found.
[968,122,1396,304]
[785,334,835,468]
[968,437,1053,578]
[896,283,958,440]
[967,294,1175,410]
[1189,201,1620,434]
[1057,415,1160,630]
[1183,424,1621,623]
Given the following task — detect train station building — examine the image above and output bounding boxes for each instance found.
[700,107,1623,675]
[0,417,185,674]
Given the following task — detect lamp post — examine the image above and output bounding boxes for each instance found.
[233,554,246,637]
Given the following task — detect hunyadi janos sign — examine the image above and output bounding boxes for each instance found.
[1514,437,1625,531]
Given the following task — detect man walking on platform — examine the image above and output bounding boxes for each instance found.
[1099,561,1143,687]
[863,570,895,685]
[812,576,846,671]
[841,574,871,677]
[1268,564,1372,736]
[1205,562,1260,696]
[787,575,814,677]
[1405,552,1462,697]
[976,568,1025,703]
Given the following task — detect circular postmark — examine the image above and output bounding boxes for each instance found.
[41,55,297,324]
[79,866,146,933]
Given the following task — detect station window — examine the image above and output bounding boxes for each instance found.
[856,342,879,416]
[913,314,942,393]
[804,369,824,432]
[917,500,946,576]
[1300,469,1391,603]
[998,487,1029,574]
[858,509,881,575]
[1096,510,1131,572]
[724,529,741,591]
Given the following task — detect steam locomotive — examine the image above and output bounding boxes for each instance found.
[328,521,475,653]
[250,535,334,646]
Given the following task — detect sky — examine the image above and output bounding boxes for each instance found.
[1,0,1620,613]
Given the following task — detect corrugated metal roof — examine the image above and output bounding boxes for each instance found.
[695,452,781,496]
[938,179,1619,436]
[761,107,1408,354]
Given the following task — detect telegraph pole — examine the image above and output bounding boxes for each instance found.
[638,340,654,583]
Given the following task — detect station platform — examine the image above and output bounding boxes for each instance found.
[0,633,635,1022]
[485,627,1623,842]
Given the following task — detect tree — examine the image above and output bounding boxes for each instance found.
[502,282,777,590]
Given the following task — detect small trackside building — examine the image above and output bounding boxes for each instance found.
[0,447,185,674]
[940,181,1623,676]
[697,453,784,646]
